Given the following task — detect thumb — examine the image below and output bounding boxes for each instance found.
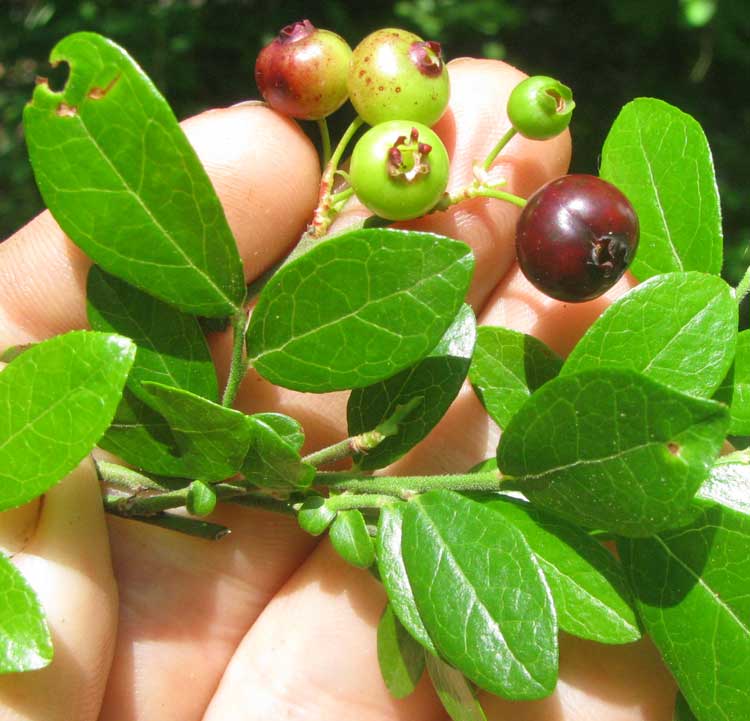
[0,457,118,721]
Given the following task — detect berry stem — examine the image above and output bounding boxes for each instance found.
[315,469,517,497]
[735,267,750,307]
[325,493,396,511]
[482,126,518,172]
[221,305,251,407]
[434,181,527,212]
[317,118,332,168]
[303,430,385,468]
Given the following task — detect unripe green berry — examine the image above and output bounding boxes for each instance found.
[186,480,217,517]
[255,19,352,120]
[350,121,450,221]
[348,28,450,127]
[507,75,575,140]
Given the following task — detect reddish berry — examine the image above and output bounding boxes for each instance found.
[516,175,639,302]
[348,28,450,127]
[255,20,352,120]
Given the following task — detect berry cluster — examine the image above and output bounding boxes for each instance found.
[255,20,639,302]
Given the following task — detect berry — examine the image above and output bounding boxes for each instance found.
[255,19,352,120]
[507,75,575,140]
[348,28,450,127]
[515,174,639,302]
[350,121,450,221]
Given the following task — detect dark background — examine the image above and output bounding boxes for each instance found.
[2,0,748,285]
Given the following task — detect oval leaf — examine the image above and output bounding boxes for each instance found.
[620,503,750,721]
[141,382,252,481]
[377,503,437,655]
[698,452,750,517]
[402,490,558,699]
[246,228,474,392]
[498,369,729,537]
[87,266,218,401]
[329,509,375,568]
[478,495,640,644]
[469,326,562,428]
[599,98,722,280]
[24,32,244,316]
[348,304,476,470]
[562,273,736,399]
[0,554,52,673]
[377,604,425,700]
[242,415,315,489]
[0,331,135,510]
[426,654,488,721]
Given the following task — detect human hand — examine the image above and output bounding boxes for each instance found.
[0,58,676,721]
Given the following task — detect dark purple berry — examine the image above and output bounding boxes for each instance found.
[515,174,639,302]
[255,20,352,120]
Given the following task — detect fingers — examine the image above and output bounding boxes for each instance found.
[202,542,446,721]
[0,103,320,346]
[98,506,316,721]
[0,458,118,721]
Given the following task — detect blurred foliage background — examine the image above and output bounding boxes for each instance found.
[1,0,748,286]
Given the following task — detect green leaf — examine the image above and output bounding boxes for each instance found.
[97,388,191,477]
[0,331,135,511]
[24,32,244,317]
[426,654,488,721]
[469,326,562,428]
[599,98,722,280]
[242,416,315,489]
[329,509,375,568]
[697,452,750,517]
[620,503,750,721]
[377,604,425,699]
[729,331,750,435]
[376,503,437,655]
[141,382,252,481]
[87,266,218,402]
[297,495,336,536]
[402,490,557,699]
[498,369,729,537]
[674,693,699,721]
[246,228,474,392]
[562,273,736,399]
[348,304,476,470]
[251,412,305,452]
[477,495,640,644]
[0,554,53,673]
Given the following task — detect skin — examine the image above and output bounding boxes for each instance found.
[0,58,675,721]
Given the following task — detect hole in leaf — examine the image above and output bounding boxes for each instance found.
[46,60,70,93]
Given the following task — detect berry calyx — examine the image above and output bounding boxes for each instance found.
[515,174,639,302]
[348,28,450,127]
[350,121,450,221]
[507,75,575,140]
[255,20,352,120]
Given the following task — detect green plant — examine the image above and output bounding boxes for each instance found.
[515,174,639,301]
[0,21,748,721]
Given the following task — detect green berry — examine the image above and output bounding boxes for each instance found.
[350,121,450,221]
[348,28,450,127]
[507,75,575,140]
[255,19,352,120]
[186,480,217,517]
